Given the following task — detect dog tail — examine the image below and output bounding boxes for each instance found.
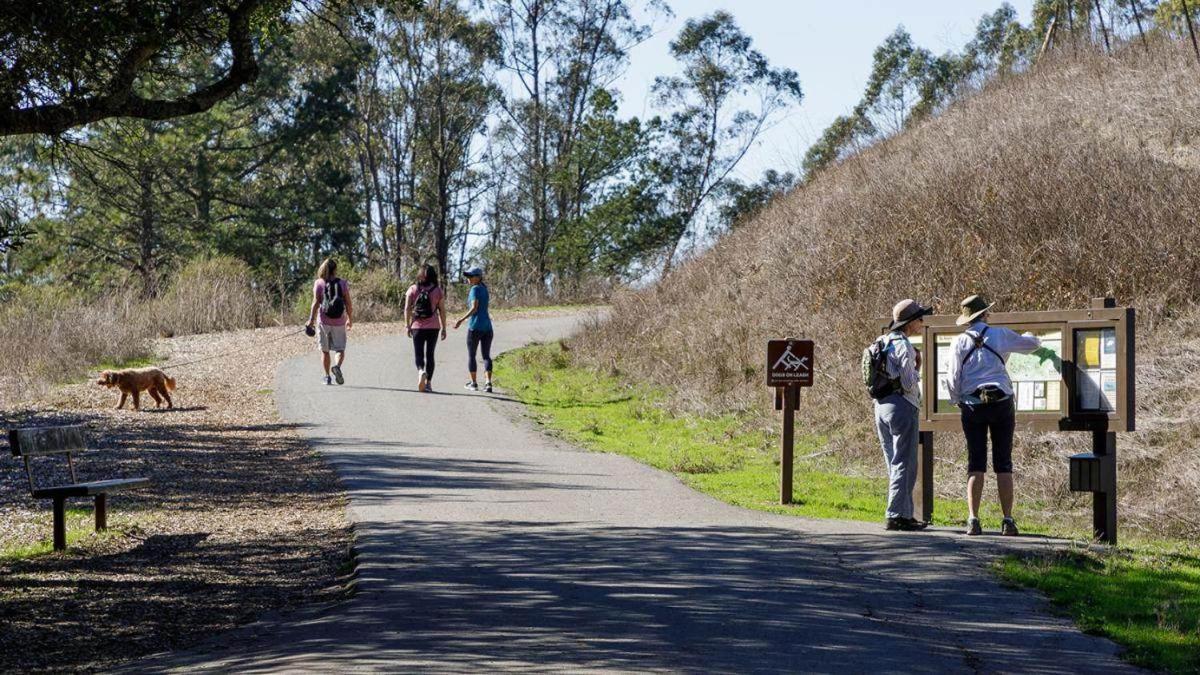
[165,375,177,391]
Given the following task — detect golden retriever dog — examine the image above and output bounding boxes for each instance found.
[97,367,177,410]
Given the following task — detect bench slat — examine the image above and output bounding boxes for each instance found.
[31,477,149,498]
[8,425,88,457]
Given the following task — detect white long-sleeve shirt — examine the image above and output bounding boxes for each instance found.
[881,330,921,410]
[945,321,1041,405]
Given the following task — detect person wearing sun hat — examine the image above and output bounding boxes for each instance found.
[944,294,1042,537]
[871,299,933,532]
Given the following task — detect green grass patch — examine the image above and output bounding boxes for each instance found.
[0,508,104,560]
[997,547,1200,672]
[92,355,160,371]
[496,343,1019,527]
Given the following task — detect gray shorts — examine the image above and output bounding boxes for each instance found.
[318,324,347,352]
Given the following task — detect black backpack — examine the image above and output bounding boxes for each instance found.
[321,278,345,319]
[413,285,435,319]
[862,335,903,400]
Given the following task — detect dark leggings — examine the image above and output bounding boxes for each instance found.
[413,328,439,380]
[467,330,494,374]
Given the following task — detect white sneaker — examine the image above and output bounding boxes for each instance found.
[465,381,479,391]
[323,375,333,386]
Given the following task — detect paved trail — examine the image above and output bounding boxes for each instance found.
[139,314,1136,673]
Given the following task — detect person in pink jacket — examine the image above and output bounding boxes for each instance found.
[404,264,447,393]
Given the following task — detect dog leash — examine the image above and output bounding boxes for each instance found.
[153,327,308,371]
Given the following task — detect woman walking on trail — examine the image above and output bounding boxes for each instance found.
[305,258,352,386]
[405,264,447,393]
[453,266,494,393]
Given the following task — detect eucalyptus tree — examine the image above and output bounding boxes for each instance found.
[489,0,668,295]
[652,10,802,272]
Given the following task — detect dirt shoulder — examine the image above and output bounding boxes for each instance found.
[0,322,403,672]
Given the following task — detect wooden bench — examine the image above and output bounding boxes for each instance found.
[8,424,149,551]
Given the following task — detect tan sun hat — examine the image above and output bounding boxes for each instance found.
[889,299,932,331]
[956,294,995,326]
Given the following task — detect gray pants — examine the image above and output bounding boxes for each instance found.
[874,394,918,520]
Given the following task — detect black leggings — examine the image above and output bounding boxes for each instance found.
[413,328,440,380]
[467,330,494,374]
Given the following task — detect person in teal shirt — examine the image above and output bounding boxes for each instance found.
[453,267,494,392]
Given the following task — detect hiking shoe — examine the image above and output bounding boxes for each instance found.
[323,375,333,386]
[966,517,982,536]
[465,381,479,391]
[886,517,928,532]
[331,365,344,385]
[1001,517,1020,537]
[484,382,493,393]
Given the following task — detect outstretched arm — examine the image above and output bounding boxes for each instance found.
[455,299,479,329]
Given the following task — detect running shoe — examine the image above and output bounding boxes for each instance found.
[331,365,344,385]
[1001,517,1020,537]
[424,383,433,393]
[966,517,982,536]
[484,382,493,393]
[323,375,333,386]
[465,381,479,391]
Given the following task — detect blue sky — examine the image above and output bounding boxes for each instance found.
[615,0,1036,180]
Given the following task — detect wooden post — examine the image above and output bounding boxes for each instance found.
[95,494,108,532]
[780,385,797,504]
[1092,429,1117,545]
[914,431,935,522]
[52,497,67,552]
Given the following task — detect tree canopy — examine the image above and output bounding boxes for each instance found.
[0,0,296,136]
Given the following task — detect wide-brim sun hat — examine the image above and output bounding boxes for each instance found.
[889,299,933,331]
[956,294,995,326]
[462,266,484,278]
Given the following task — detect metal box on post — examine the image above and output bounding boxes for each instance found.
[1069,453,1107,493]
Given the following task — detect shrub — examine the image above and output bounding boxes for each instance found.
[0,285,151,401]
[151,256,267,337]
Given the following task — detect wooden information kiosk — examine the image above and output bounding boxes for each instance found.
[903,298,1134,544]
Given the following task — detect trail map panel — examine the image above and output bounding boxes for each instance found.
[912,302,1135,432]
[766,339,814,387]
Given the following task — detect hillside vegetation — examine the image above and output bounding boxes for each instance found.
[578,43,1200,538]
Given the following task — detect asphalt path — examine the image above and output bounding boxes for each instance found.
[135,313,1137,673]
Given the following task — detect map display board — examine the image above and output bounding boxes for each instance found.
[893,303,1135,432]
[932,329,1063,414]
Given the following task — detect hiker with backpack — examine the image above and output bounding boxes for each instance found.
[452,266,494,393]
[405,264,447,393]
[305,257,352,386]
[864,299,933,532]
[944,295,1041,537]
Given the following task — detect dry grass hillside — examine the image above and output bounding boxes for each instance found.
[579,43,1200,538]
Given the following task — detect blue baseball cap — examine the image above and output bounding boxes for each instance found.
[462,266,484,278]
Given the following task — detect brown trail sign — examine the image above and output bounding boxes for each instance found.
[767,339,814,504]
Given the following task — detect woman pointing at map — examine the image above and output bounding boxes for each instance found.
[944,295,1042,538]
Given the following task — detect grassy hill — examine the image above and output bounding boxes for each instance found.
[576,43,1200,538]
